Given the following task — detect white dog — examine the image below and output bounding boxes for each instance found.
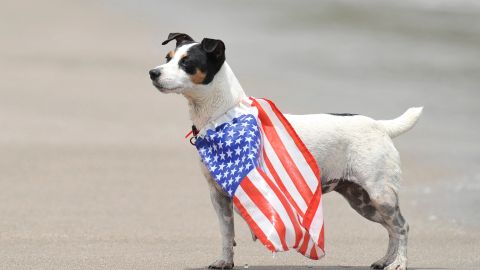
[149,33,422,270]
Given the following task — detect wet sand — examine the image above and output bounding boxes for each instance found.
[0,0,479,269]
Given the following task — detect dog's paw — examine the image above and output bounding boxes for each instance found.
[208,260,234,269]
[383,257,407,270]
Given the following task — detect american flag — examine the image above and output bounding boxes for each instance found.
[195,97,325,259]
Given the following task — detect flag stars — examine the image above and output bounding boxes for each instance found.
[196,113,262,197]
[218,163,225,171]
[227,130,236,137]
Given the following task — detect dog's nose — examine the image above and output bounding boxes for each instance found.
[149,69,161,80]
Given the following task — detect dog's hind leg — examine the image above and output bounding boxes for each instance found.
[371,188,409,270]
[335,181,408,270]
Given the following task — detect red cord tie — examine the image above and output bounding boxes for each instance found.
[185,125,199,146]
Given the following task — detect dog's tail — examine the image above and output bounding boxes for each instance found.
[378,107,423,138]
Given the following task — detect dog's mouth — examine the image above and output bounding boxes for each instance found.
[152,82,181,93]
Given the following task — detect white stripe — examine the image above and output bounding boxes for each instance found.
[307,198,324,246]
[235,185,284,251]
[305,237,315,258]
[262,136,307,211]
[248,169,296,248]
[256,99,319,193]
[315,244,325,258]
[257,124,291,194]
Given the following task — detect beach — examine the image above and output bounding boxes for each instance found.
[0,0,479,269]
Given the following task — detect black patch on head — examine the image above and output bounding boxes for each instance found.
[180,38,226,84]
[161,32,195,47]
[328,113,358,116]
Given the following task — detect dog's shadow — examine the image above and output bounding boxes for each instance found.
[186,266,446,270]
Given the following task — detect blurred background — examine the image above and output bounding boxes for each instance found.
[1,0,479,269]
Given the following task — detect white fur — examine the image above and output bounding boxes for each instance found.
[379,107,423,138]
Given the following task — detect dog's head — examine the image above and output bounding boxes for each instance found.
[149,33,226,94]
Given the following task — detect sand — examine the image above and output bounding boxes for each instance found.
[1,0,479,269]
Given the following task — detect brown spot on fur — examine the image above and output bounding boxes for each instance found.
[167,51,174,58]
[190,68,206,84]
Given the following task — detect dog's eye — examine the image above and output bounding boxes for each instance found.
[179,57,190,67]
[165,55,172,63]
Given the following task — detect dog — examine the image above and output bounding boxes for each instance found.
[149,33,422,270]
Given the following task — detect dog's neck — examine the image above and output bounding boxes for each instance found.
[183,62,246,130]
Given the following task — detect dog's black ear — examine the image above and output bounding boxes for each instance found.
[201,38,226,62]
[162,33,194,46]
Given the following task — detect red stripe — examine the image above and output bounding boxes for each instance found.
[262,147,303,216]
[262,98,321,181]
[240,176,288,251]
[298,232,311,255]
[256,168,303,248]
[233,196,276,252]
[310,245,319,260]
[317,225,325,250]
[303,187,322,230]
[251,99,313,203]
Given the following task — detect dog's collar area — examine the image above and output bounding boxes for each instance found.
[185,125,199,145]
[185,96,249,146]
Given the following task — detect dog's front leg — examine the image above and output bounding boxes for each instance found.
[207,176,235,269]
